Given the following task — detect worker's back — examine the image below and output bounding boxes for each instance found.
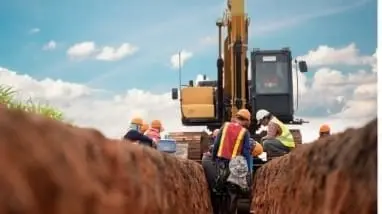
[216,122,247,160]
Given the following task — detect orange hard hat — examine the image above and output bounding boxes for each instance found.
[236,109,251,121]
[252,142,263,157]
[141,123,149,133]
[151,120,163,130]
[131,117,143,126]
[319,124,330,133]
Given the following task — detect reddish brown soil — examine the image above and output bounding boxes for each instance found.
[0,108,212,214]
[251,118,377,214]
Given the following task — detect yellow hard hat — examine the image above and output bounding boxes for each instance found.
[131,117,143,125]
[151,120,163,130]
[141,123,149,133]
[236,109,251,121]
[252,142,263,157]
[319,124,330,133]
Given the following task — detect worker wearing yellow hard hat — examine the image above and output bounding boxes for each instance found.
[144,120,164,146]
[319,124,331,138]
[256,109,295,158]
[211,108,254,179]
[122,117,155,147]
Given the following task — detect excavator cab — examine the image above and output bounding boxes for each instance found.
[250,48,307,126]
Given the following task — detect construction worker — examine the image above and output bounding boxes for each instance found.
[212,109,253,182]
[319,124,331,138]
[123,117,154,147]
[141,123,149,134]
[256,109,295,158]
[144,120,163,146]
[211,109,253,214]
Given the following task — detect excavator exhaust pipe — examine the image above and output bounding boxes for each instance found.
[216,19,224,121]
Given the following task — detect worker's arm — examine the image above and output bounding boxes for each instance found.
[124,129,154,145]
[242,130,253,173]
[212,128,223,161]
[262,122,278,140]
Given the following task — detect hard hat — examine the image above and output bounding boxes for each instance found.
[131,117,143,125]
[256,109,270,121]
[251,142,263,157]
[319,124,330,133]
[212,129,220,137]
[236,109,251,121]
[151,120,163,130]
[141,123,149,133]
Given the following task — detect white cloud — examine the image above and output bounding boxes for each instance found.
[67,41,96,59]
[42,40,57,51]
[96,43,138,61]
[170,50,193,69]
[28,28,40,34]
[67,42,138,61]
[299,43,375,66]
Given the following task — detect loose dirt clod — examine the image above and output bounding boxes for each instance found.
[251,118,377,214]
[0,108,212,214]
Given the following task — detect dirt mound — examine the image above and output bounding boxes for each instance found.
[0,108,212,214]
[252,118,377,214]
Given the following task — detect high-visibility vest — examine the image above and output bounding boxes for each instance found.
[270,117,295,148]
[217,122,247,160]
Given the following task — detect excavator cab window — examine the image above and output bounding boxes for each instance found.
[254,54,290,94]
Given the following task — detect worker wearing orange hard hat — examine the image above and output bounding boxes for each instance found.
[256,109,295,158]
[250,138,263,157]
[144,120,164,146]
[212,108,253,177]
[319,124,331,138]
[122,117,155,147]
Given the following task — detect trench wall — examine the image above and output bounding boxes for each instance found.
[0,108,212,214]
[251,119,377,214]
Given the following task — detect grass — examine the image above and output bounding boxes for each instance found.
[0,85,65,121]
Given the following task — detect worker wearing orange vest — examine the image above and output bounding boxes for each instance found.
[319,124,331,138]
[212,109,253,174]
[144,120,163,146]
[123,117,154,147]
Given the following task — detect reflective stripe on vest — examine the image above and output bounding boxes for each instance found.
[271,117,295,148]
[217,122,247,159]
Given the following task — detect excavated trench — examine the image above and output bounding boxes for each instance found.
[251,118,377,214]
[0,108,212,214]
[0,107,376,214]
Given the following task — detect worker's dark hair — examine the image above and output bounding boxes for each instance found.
[263,113,272,121]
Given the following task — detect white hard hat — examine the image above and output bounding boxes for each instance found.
[256,109,270,121]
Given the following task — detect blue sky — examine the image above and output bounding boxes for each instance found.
[0,0,377,94]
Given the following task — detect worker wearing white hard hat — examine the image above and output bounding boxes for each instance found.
[256,109,295,158]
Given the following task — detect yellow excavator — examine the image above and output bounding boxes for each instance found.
[170,1,308,212]
[170,0,308,162]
